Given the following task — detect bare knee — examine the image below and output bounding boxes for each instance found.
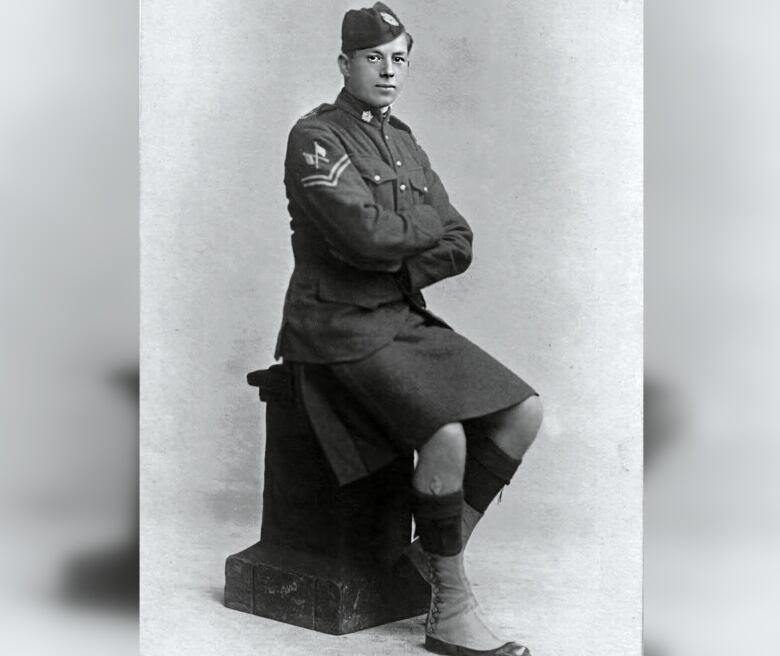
[422,422,467,465]
[517,395,544,433]
[489,396,543,460]
[414,422,467,494]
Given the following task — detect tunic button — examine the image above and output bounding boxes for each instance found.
[400,184,407,191]
[374,174,381,182]
[424,186,428,192]
[396,160,402,166]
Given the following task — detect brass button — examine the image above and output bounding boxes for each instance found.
[374,174,381,182]
[400,184,407,191]
[396,160,402,166]
[423,186,428,192]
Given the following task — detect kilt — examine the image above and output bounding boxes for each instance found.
[326,308,537,455]
[293,307,537,485]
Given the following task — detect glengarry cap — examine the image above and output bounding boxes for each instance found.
[341,2,408,52]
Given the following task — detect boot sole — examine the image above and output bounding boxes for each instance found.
[425,635,530,656]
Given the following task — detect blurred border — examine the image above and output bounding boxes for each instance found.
[3,0,780,654]
[645,1,780,654]
[1,1,139,654]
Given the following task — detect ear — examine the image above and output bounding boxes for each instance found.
[338,53,350,78]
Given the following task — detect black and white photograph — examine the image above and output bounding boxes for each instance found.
[140,1,642,655]
[8,2,780,656]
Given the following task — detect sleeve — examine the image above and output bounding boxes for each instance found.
[400,146,473,291]
[286,123,445,271]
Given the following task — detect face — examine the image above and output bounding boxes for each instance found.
[340,32,410,108]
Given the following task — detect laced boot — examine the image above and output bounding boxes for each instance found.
[423,548,530,656]
[411,487,529,655]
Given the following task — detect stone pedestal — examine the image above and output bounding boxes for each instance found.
[224,365,429,634]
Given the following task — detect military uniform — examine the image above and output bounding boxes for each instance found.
[275,89,536,485]
[271,5,536,655]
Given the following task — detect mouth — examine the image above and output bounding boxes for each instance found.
[375,84,396,89]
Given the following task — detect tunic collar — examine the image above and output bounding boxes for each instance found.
[335,88,391,126]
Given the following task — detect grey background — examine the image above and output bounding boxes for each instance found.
[141,1,642,654]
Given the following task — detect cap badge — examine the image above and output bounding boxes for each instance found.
[380,11,399,27]
[361,110,373,123]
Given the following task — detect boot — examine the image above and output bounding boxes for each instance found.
[411,488,530,656]
[422,548,530,656]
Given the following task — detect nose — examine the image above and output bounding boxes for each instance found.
[380,59,394,77]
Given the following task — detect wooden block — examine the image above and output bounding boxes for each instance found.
[224,548,255,614]
[224,541,429,635]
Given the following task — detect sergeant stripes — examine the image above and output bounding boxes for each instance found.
[301,154,351,188]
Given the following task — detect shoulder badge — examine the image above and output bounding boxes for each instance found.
[302,141,329,169]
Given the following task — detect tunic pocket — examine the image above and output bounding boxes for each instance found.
[351,156,398,208]
[407,167,429,203]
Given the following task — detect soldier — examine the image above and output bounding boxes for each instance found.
[275,3,543,655]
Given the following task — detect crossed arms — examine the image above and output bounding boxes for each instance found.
[286,124,473,292]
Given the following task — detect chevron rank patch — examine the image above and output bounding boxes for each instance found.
[300,153,351,189]
[302,141,329,169]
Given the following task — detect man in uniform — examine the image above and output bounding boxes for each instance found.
[275,4,543,655]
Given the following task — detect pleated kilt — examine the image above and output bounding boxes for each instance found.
[326,308,537,454]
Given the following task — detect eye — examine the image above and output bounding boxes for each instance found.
[367,54,381,63]
[393,56,406,63]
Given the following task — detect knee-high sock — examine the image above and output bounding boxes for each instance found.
[411,489,463,556]
[463,438,522,513]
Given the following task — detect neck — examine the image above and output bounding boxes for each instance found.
[343,87,389,112]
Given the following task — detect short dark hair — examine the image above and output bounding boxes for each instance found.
[343,31,413,59]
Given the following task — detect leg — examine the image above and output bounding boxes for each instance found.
[409,397,545,555]
[414,422,467,497]
[412,423,467,558]
[411,423,528,655]
[462,397,543,541]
